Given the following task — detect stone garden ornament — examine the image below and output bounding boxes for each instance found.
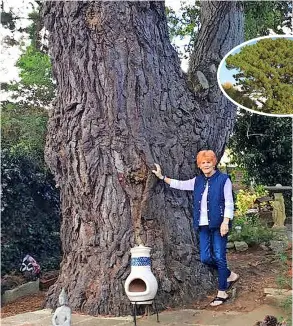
[52,288,71,326]
[271,192,286,228]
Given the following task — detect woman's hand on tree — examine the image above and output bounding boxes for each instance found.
[152,163,164,180]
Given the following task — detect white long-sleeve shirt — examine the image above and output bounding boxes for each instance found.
[169,177,234,226]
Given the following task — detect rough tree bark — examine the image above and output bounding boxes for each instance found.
[42,1,244,316]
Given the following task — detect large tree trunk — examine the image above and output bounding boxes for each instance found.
[188,1,244,155]
[42,1,243,316]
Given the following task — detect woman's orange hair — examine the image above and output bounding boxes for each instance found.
[196,150,217,167]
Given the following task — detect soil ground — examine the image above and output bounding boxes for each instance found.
[1,247,291,319]
[193,247,290,312]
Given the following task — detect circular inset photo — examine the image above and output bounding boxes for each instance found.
[218,35,293,117]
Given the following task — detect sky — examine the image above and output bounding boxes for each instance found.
[0,0,35,84]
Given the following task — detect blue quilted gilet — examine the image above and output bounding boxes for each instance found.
[193,170,229,229]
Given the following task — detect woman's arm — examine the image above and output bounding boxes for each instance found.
[169,178,195,190]
[223,178,234,223]
[220,178,234,236]
[152,164,195,190]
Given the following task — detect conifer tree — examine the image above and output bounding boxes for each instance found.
[226,38,293,115]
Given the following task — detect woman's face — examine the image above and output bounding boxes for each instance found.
[199,159,215,177]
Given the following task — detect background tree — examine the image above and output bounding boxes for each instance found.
[42,1,243,315]
[228,114,292,214]
[166,1,292,63]
[244,1,292,39]
[1,2,54,109]
[1,2,54,160]
[1,150,60,275]
[225,1,292,215]
[1,1,61,274]
[222,82,258,109]
[229,115,291,186]
[166,1,200,60]
[226,38,293,115]
[226,0,292,205]
[164,0,292,229]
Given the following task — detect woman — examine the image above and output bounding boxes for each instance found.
[152,150,239,306]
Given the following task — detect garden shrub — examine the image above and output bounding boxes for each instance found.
[235,185,269,216]
[229,185,277,245]
[1,149,61,275]
[229,220,275,245]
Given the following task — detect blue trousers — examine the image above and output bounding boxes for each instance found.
[199,226,231,291]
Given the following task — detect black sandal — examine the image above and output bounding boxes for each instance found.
[210,296,229,306]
